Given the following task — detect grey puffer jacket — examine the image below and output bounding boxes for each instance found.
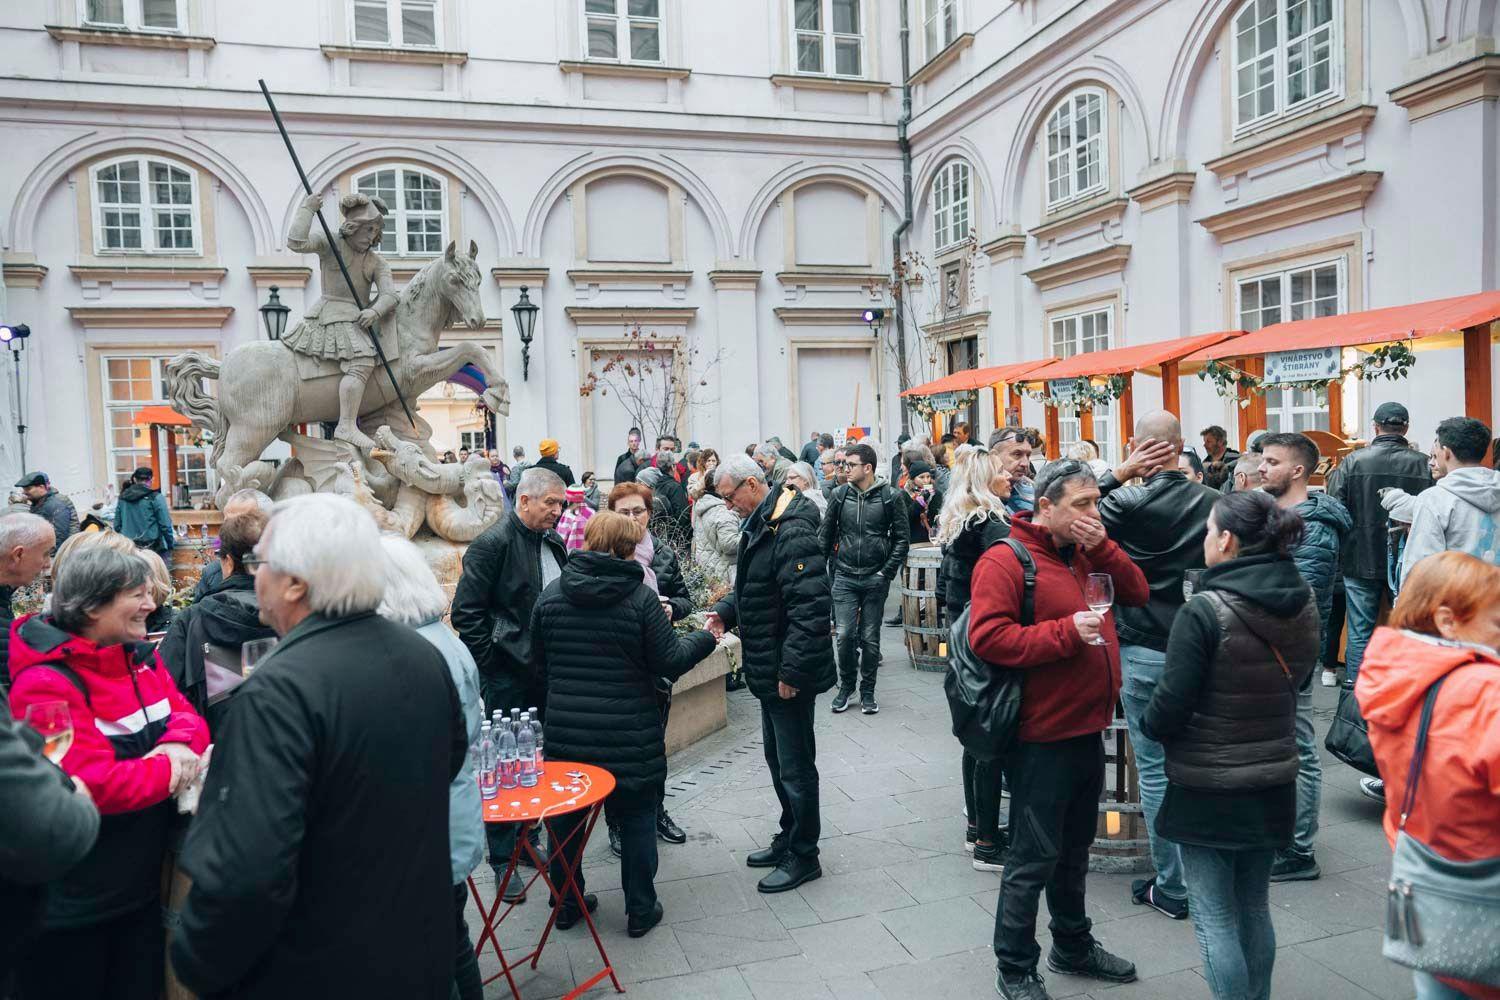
[692,493,741,585]
[1290,491,1352,661]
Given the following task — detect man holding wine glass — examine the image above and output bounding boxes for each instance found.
[968,461,1148,1000]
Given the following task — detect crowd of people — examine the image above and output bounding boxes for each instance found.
[1,401,1498,1000]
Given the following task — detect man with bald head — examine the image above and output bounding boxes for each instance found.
[1096,410,1220,920]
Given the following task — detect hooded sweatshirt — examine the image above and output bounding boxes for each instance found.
[114,481,174,552]
[1357,627,1500,1000]
[7,613,209,927]
[1398,465,1500,584]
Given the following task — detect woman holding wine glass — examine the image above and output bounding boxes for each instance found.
[7,544,210,1000]
[1139,491,1318,1000]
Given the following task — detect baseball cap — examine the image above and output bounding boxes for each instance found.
[1373,402,1410,427]
[13,471,46,488]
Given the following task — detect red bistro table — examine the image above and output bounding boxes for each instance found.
[467,761,619,1000]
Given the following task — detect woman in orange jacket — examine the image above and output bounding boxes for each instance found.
[1356,551,1500,1000]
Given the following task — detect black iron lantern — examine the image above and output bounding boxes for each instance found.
[260,285,290,341]
[510,285,539,381]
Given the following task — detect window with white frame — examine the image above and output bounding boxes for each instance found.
[1044,88,1107,211]
[923,0,959,60]
[1050,307,1116,462]
[459,430,486,452]
[354,165,446,256]
[81,0,183,32]
[92,155,199,254]
[792,0,864,77]
[351,0,439,48]
[583,0,662,62]
[1232,0,1340,132]
[932,159,971,253]
[101,355,212,496]
[1236,258,1344,432]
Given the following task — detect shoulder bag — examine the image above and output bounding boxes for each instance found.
[943,538,1030,762]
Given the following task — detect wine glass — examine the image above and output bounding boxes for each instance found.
[241,637,278,678]
[1084,574,1114,647]
[24,700,73,765]
[1183,570,1204,600]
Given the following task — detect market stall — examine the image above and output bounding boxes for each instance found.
[900,359,1055,441]
[1185,290,1500,448]
[131,404,195,505]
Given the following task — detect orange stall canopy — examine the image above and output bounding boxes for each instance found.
[130,405,193,504]
[901,359,1056,398]
[130,405,193,427]
[1025,331,1246,381]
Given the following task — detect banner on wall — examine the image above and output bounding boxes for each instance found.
[834,427,870,447]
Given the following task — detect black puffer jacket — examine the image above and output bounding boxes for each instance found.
[451,512,567,680]
[1142,553,1318,850]
[937,512,1010,623]
[1099,469,1221,651]
[1327,434,1433,579]
[713,487,833,702]
[650,536,692,621]
[819,481,909,579]
[157,573,276,725]
[532,552,715,802]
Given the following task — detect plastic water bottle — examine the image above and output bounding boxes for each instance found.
[530,716,545,777]
[478,722,498,800]
[517,718,538,787]
[510,707,521,734]
[497,723,519,789]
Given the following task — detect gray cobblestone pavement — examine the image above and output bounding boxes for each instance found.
[468,618,1415,1000]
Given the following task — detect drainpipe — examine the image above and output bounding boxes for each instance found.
[891,0,914,435]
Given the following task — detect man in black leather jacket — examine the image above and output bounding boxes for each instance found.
[1326,403,1433,689]
[1097,410,1219,920]
[818,442,908,715]
[451,466,568,902]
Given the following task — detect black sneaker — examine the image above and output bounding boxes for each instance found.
[861,693,879,715]
[1131,877,1188,919]
[973,841,1005,873]
[995,969,1052,1000]
[831,689,852,713]
[884,613,903,627]
[657,810,687,845]
[1360,777,1386,802]
[607,825,622,858]
[746,834,789,869]
[553,893,598,930]
[757,853,822,894]
[1269,850,1321,883]
[726,672,744,692]
[1045,943,1137,984]
[964,823,978,853]
[627,900,665,938]
[498,870,526,905]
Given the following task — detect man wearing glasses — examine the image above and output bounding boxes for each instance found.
[818,443,909,715]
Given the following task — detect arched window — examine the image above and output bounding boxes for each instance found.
[1232,0,1341,132]
[91,155,199,254]
[353,165,447,256]
[932,159,971,252]
[1044,88,1107,211]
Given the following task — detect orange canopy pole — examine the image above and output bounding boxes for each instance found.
[1161,361,1181,417]
[1239,357,1268,447]
[1327,381,1344,438]
[1079,407,1095,444]
[164,428,179,507]
[1119,380,1135,452]
[930,412,941,442]
[148,426,162,490]
[1464,323,1493,426]
[1007,385,1023,426]
[992,384,1003,430]
[1044,406,1061,460]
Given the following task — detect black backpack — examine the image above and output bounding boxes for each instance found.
[943,538,1032,762]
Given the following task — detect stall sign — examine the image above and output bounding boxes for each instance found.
[1264,347,1340,386]
[925,391,962,412]
[1046,379,1081,404]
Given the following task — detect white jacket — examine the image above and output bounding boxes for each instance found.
[1398,465,1500,583]
[692,493,743,585]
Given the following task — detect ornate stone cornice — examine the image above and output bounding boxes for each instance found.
[566,267,693,286]
[2,262,49,289]
[67,306,234,329]
[775,269,887,288]
[559,60,689,80]
[1205,105,1377,179]
[1029,197,1129,245]
[772,306,881,326]
[46,25,215,49]
[69,265,227,284]
[1196,172,1382,243]
[707,267,763,290]
[1023,244,1131,292]
[320,44,467,65]
[1127,170,1197,212]
[246,265,312,288]
[980,231,1027,263]
[921,310,990,340]
[768,74,891,93]
[907,33,974,87]
[1389,54,1500,122]
[564,306,697,326]
[491,264,549,289]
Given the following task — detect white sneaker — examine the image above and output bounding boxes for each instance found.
[1321,669,1338,687]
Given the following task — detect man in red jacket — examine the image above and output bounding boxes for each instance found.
[969,460,1149,1000]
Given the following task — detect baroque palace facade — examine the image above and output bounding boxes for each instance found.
[0,0,1495,500]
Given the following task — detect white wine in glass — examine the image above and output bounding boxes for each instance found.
[1084,574,1114,647]
[25,700,73,765]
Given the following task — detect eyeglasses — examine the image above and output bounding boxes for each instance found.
[838,460,867,469]
[614,505,649,517]
[243,555,265,574]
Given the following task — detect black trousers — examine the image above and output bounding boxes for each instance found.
[480,672,545,868]
[761,696,821,858]
[962,751,1009,844]
[551,792,659,921]
[17,903,161,1000]
[994,733,1103,975]
[451,882,482,1000]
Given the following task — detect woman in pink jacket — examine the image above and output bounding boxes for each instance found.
[8,544,210,1000]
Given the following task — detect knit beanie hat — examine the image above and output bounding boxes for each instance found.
[539,438,559,458]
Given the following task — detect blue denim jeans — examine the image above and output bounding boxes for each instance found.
[1179,844,1276,1000]
[1342,576,1389,683]
[832,572,890,696]
[1119,644,1186,901]
[1413,972,1471,999]
[1291,687,1321,856]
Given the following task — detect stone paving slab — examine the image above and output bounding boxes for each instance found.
[469,612,1420,999]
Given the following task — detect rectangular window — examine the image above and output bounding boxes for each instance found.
[1236,258,1344,432]
[945,336,980,433]
[1232,0,1340,132]
[1049,308,1116,463]
[355,165,447,257]
[101,355,213,497]
[923,0,959,61]
[792,0,863,78]
[83,0,181,31]
[351,0,439,48]
[459,431,486,452]
[584,0,661,63]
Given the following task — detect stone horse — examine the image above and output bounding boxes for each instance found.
[167,240,508,507]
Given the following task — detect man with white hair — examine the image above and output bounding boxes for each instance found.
[0,511,56,692]
[191,489,274,603]
[173,494,467,999]
[754,442,791,486]
[452,465,568,902]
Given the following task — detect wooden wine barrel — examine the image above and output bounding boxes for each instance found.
[1090,708,1152,872]
[900,543,947,673]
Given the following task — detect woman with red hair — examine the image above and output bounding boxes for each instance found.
[1357,551,1500,1000]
